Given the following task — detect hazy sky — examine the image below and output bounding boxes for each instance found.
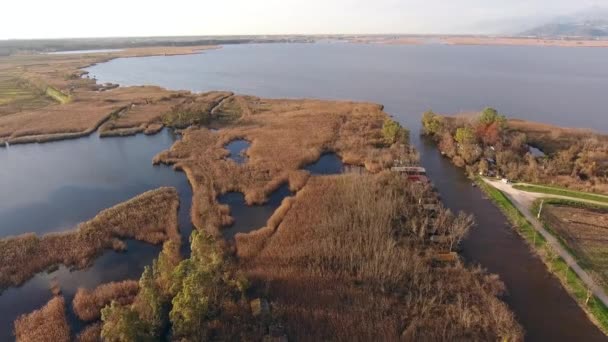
[1,0,605,39]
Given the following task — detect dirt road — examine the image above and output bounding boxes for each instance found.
[483,178,608,308]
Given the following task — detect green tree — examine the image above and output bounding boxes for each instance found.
[133,266,165,335]
[101,302,152,342]
[421,110,443,135]
[382,119,410,145]
[479,107,506,127]
[454,127,475,145]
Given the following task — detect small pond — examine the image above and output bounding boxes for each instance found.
[304,153,344,175]
[225,139,250,164]
[219,184,293,239]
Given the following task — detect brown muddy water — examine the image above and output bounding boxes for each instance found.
[0,43,606,340]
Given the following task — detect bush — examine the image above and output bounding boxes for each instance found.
[382,118,410,145]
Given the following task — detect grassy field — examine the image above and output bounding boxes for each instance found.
[514,184,608,204]
[477,180,608,333]
[534,199,608,292]
[0,75,53,116]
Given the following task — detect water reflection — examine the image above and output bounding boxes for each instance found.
[304,153,344,175]
[225,139,250,164]
[219,184,292,239]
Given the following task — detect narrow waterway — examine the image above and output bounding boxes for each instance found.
[1,42,605,340]
[0,130,194,340]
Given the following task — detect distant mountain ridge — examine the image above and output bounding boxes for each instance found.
[520,7,608,37]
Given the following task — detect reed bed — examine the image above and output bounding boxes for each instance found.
[155,95,414,236]
[238,174,523,340]
[73,280,139,322]
[0,187,179,290]
[14,296,70,342]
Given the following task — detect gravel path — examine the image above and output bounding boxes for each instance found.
[483,178,608,307]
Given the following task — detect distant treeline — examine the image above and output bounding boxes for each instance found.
[0,36,315,56]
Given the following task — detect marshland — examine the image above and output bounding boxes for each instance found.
[2,41,608,341]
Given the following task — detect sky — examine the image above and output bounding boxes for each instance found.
[1,0,605,39]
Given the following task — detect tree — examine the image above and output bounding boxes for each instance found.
[382,118,410,145]
[421,110,443,135]
[133,266,165,335]
[101,302,152,342]
[454,127,475,145]
[479,107,506,127]
[438,131,457,157]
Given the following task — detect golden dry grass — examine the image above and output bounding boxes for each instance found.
[0,187,179,290]
[154,95,414,236]
[14,296,70,342]
[0,46,216,144]
[76,323,102,342]
[73,280,139,322]
[236,174,523,340]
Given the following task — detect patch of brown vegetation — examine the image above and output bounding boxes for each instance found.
[76,323,102,342]
[0,46,217,145]
[14,296,70,342]
[237,174,523,340]
[154,95,415,236]
[0,187,179,290]
[441,36,608,48]
[73,280,139,322]
[543,203,608,290]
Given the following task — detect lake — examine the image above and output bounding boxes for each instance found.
[1,42,606,341]
[87,43,608,341]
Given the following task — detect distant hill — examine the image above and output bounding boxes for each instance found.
[520,7,608,38]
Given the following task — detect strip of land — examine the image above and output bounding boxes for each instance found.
[0,187,179,290]
[0,46,219,145]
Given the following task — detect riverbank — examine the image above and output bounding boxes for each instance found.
[477,178,608,334]
[0,46,219,146]
[0,187,179,290]
[349,35,608,48]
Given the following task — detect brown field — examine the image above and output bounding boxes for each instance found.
[14,296,70,342]
[236,174,523,340]
[0,46,216,145]
[154,95,415,236]
[73,280,139,322]
[0,187,179,290]
[442,36,608,48]
[542,203,608,290]
[76,323,102,342]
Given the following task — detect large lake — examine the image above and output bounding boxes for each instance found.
[1,43,606,341]
[88,43,608,341]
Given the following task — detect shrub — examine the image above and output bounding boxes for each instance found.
[382,118,410,145]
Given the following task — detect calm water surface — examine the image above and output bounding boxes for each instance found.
[0,130,194,340]
[87,43,608,340]
[0,43,604,340]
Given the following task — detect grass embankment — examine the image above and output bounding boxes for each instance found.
[237,174,522,340]
[477,179,608,333]
[154,95,415,236]
[14,296,70,342]
[0,187,179,290]
[514,184,608,204]
[44,86,70,104]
